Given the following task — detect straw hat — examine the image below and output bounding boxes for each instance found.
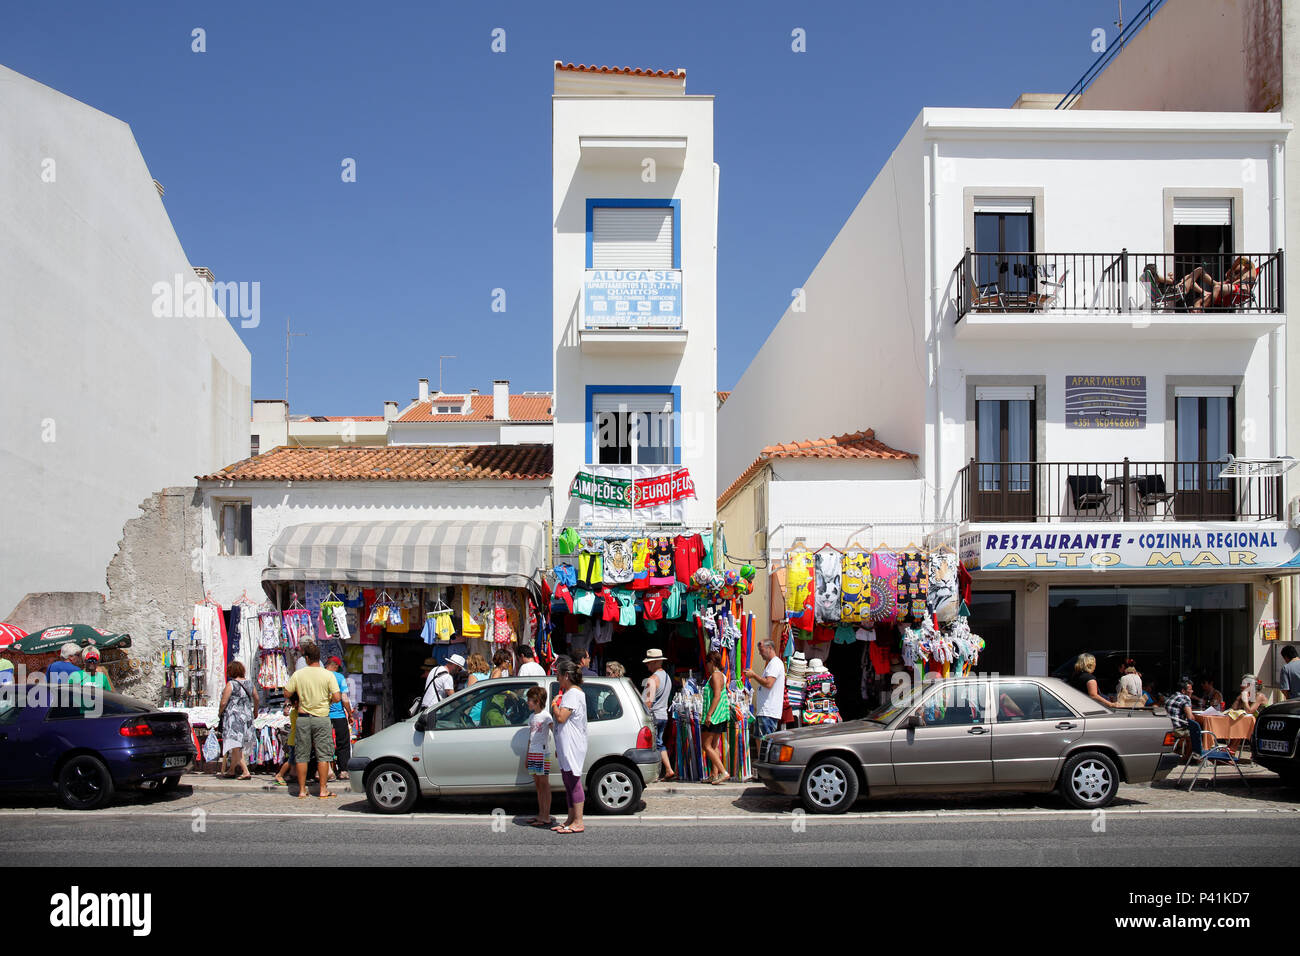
[642,648,668,664]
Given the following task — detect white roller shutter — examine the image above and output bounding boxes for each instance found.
[974,197,1033,214]
[1173,197,1232,226]
[1174,385,1234,398]
[592,207,674,269]
[592,393,674,414]
[976,386,1035,401]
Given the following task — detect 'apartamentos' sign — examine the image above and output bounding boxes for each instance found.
[961,523,1300,572]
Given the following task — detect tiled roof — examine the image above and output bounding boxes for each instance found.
[395,394,553,424]
[554,62,685,78]
[717,429,916,510]
[717,390,731,408]
[198,444,552,482]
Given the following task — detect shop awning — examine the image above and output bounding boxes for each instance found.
[261,520,545,591]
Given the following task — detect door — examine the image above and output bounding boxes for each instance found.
[890,680,993,787]
[1173,197,1232,293]
[974,206,1034,308]
[0,700,37,785]
[973,391,1035,521]
[421,681,536,790]
[1175,392,1234,520]
[992,681,1081,785]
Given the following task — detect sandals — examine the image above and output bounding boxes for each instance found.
[272,778,287,787]
[529,818,555,828]
[318,791,337,800]
[553,825,585,834]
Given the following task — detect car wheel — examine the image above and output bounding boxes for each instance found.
[1060,751,1120,809]
[57,755,116,811]
[588,762,642,815]
[800,756,859,814]
[365,761,418,814]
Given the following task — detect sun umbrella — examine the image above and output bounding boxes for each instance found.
[7,624,131,656]
[0,623,27,648]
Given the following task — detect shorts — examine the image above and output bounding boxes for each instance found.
[702,721,728,734]
[757,716,780,737]
[527,752,551,776]
[653,719,668,751]
[294,713,336,763]
[561,769,584,806]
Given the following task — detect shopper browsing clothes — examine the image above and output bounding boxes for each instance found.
[325,656,354,781]
[642,650,676,781]
[284,643,342,800]
[744,639,786,738]
[217,661,258,780]
[550,661,588,834]
[701,650,731,785]
[525,686,554,828]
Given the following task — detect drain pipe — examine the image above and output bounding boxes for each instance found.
[1270,137,1296,641]
[930,140,942,523]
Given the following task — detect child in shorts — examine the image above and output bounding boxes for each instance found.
[526,686,554,827]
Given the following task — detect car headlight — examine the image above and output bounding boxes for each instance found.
[775,745,794,763]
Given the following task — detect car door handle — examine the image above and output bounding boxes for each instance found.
[1056,722,1077,730]
[967,726,987,735]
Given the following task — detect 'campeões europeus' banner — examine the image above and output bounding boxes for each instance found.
[570,468,696,511]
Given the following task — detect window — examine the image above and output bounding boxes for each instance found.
[1040,688,1075,720]
[250,435,260,457]
[549,682,624,723]
[1173,197,1233,280]
[218,501,252,557]
[974,198,1034,300]
[995,681,1044,722]
[586,199,680,269]
[1175,390,1234,490]
[919,681,987,726]
[433,682,532,730]
[974,388,1034,518]
[592,392,676,465]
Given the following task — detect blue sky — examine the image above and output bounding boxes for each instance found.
[4,0,1127,413]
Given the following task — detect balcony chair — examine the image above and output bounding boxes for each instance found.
[1027,264,1068,311]
[1138,264,1187,312]
[1066,474,1112,518]
[1133,474,1175,520]
[970,281,1004,311]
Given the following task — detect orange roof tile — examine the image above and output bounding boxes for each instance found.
[199,444,552,482]
[717,390,731,408]
[717,429,916,510]
[395,394,553,424]
[554,62,685,78]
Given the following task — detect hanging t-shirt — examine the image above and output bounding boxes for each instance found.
[556,528,579,555]
[615,590,637,626]
[784,552,814,614]
[643,589,666,620]
[927,550,960,624]
[840,551,872,624]
[577,551,603,588]
[869,551,900,625]
[674,534,704,584]
[603,538,635,585]
[896,550,929,625]
[701,532,715,570]
[649,537,676,586]
[599,587,619,622]
[814,550,842,624]
[630,539,652,590]
[573,589,596,617]
[665,583,684,620]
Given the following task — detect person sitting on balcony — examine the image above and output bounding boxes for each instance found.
[1184,258,1258,311]
[1067,653,1114,708]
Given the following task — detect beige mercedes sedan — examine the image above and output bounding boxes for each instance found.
[756,676,1178,813]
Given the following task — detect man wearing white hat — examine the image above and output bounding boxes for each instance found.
[642,650,676,781]
[416,653,463,713]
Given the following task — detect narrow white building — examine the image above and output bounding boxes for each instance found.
[0,64,251,621]
[721,104,1293,691]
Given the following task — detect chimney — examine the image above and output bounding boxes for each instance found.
[418,378,429,403]
[384,401,399,422]
[493,380,510,420]
[469,388,480,396]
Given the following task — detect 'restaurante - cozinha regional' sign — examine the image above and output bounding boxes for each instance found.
[961,523,1300,572]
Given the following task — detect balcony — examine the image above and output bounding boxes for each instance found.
[580,269,685,354]
[952,250,1283,339]
[956,459,1282,524]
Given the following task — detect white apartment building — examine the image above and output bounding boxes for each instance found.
[0,64,251,621]
[551,63,718,528]
[721,105,1292,691]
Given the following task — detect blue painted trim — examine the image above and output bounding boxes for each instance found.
[585,198,681,269]
[584,384,681,465]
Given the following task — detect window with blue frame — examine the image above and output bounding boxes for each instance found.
[586,199,680,269]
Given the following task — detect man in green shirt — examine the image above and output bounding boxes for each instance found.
[284,642,342,800]
[68,647,112,690]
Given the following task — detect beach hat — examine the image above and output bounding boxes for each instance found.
[446,653,467,669]
[642,649,668,663]
[808,657,827,673]
[420,658,436,669]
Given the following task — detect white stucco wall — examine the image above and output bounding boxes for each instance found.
[0,65,251,617]
[388,422,552,445]
[552,88,718,527]
[198,481,553,604]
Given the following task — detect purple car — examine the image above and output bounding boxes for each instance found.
[0,687,194,810]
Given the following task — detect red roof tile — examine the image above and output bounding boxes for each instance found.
[199,445,552,482]
[555,62,685,79]
[716,390,731,408]
[717,429,916,510]
[395,394,553,424]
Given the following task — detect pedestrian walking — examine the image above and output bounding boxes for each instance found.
[701,649,730,784]
[744,639,786,737]
[1282,645,1300,700]
[550,660,588,834]
[641,650,676,781]
[217,661,258,780]
[525,685,554,827]
[325,656,354,781]
[283,642,342,799]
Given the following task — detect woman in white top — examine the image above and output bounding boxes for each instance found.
[1115,661,1145,708]
[549,661,588,834]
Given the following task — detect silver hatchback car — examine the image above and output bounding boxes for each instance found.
[349,676,660,815]
[757,675,1178,813]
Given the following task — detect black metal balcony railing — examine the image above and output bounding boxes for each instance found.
[957,459,1283,523]
[953,250,1283,320]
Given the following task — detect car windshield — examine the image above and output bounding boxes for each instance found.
[862,683,927,724]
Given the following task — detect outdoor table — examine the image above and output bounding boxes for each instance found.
[1194,712,1256,755]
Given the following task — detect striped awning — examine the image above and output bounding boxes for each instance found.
[261,520,544,591]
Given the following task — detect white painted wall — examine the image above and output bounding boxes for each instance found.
[552,83,717,527]
[388,422,552,445]
[198,481,553,604]
[0,65,251,616]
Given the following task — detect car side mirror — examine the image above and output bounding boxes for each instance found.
[414,712,429,733]
[904,711,922,729]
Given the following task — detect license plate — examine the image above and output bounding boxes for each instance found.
[1257,738,1291,754]
[163,755,188,768]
